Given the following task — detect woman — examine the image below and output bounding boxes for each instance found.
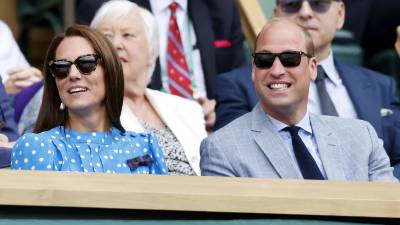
[11,25,167,174]
[91,1,207,175]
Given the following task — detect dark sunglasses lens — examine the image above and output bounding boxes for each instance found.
[76,55,98,74]
[279,52,302,67]
[254,54,275,68]
[51,61,71,79]
[309,0,331,13]
[280,0,302,13]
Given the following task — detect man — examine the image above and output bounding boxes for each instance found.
[200,18,397,182]
[214,0,400,178]
[76,0,246,130]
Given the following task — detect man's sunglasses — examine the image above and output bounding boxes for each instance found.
[48,54,101,79]
[252,51,312,69]
[278,0,340,14]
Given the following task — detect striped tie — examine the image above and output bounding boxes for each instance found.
[167,2,193,99]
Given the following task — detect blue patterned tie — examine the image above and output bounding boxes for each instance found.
[283,126,324,180]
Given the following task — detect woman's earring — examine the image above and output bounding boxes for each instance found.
[59,102,65,110]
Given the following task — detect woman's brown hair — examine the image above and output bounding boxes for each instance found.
[34,25,125,133]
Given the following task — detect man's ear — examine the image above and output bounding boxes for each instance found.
[309,57,318,81]
[273,7,279,17]
[336,1,346,30]
[251,63,256,82]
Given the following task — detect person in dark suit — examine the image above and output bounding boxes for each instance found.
[76,0,245,131]
[214,0,400,178]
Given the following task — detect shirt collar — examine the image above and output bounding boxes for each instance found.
[267,111,313,135]
[318,50,340,86]
[150,0,188,14]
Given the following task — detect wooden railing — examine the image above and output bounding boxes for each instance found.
[0,170,399,219]
[236,0,267,50]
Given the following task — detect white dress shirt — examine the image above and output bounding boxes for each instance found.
[0,20,29,82]
[267,112,327,178]
[308,51,358,119]
[149,0,207,98]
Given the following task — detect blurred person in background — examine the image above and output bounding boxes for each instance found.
[76,0,246,132]
[0,20,42,94]
[91,0,207,175]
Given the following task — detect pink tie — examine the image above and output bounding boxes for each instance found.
[167,2,193,98]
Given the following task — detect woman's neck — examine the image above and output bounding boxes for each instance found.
[124,71,148,98]
[66,106,111,132]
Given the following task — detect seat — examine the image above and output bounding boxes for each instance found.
[366,49,400,91]
[17,0,63,55]
[332,29,364,66]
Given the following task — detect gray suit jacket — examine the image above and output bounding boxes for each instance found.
[200,104,398,182]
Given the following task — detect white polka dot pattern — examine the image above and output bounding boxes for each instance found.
[11,126,167,175]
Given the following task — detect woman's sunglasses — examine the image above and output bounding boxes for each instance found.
[252,51,312,69]
[278,0,340,14]
[48,54,101,80]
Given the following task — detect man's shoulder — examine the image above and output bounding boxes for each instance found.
[217,65,252,82]
[311,114,371,131]
[146,89,202,110]
[208,111,253,139]
[335,60,395,85]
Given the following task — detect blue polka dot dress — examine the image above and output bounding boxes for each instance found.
[11,126,168,175]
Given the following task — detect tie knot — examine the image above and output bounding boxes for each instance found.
[169,2,178,13]
[315,65,326,83]
[283,126,300,136]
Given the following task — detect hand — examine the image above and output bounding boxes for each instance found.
[197,97,216,133]
[0,134,15,148]
[395,25,400,57]
[5,66,43,94]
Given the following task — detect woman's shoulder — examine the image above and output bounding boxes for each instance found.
[17,129,54,142]
[14,127,62,147]
[146,89,202,111]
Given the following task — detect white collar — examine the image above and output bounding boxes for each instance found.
[318,50,340,86]
[150,0,188,14]
[267,111,313,135]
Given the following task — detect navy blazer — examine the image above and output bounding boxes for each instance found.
[0,76,19,141]
[76,0,245,98]
[214,60,400,177]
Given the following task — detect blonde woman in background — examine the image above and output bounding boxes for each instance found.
[91,0,207,176]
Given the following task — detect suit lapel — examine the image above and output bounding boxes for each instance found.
[251,105,302,179]
[335,59,382,135]
[145,89,201,175]
[310,114,346,180]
